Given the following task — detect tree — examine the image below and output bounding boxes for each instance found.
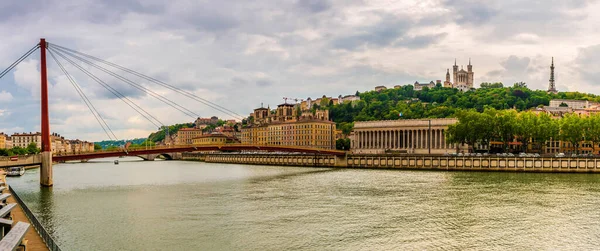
[533,113,558,153]
[495,110,518,152]
[94,144,102,150]
[26,143,40,154]
[560,114,584,154]
[513,82,527,88]
[583,114,600,154]
[338,122,354,135]
[515,112,536,153]
[335,138,350,150]
[559,102,568,107]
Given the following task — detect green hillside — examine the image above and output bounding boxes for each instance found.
[328,83,600,124]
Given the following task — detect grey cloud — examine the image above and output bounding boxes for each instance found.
[394,33,448,49]
[84,0,166,23]
[256,79,273,87]
[443,0,498,25]
[501,55,530,74]
[332,16,409,50]
[296,0,331,13]
[231,77,248,87]
[443,0,596,40]
[0,0,47,22]
[485,70,503,78]
[574,44,600,85]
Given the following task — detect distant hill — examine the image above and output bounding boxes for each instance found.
[328,84,600,124]
[95,138,147,149]
[147,123,194,143]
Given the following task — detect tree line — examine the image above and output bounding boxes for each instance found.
[325,83,600,135]
[0,143,40,156]
[445,108,600,154]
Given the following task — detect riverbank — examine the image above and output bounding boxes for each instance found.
[1,174,49,250]
[183,153,600,173]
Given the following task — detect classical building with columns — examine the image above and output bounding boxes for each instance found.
[351,118,466,154]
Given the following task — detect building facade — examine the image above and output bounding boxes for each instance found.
[352,118,465,154]
[4,136,12,149]
[549,99,598,109]
[194,116,219,128]
[11,132,42,148]
[241,119,336,149]
[441,59,474,91]
[242,102,336,149]
[175,128,204,145]
[0,133,6,149]
[413,81,436,91]
[192,133,240,145]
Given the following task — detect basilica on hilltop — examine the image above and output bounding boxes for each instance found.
[443,59,474,92]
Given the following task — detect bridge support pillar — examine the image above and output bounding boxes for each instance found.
[40,152,53,186]
[334,154,348,167]
[40,38,53,187]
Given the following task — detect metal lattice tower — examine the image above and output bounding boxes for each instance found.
[548,57,557,93]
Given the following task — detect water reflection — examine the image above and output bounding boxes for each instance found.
[6,158,600,250]
[38,186,56,238]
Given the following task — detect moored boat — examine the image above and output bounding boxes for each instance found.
[7,166,25,176]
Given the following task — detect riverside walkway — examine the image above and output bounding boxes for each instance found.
[1,174,49,251]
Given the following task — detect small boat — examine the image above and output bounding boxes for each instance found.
[114,160,119,165]
[7,166,25,176]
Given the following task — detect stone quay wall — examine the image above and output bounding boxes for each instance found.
[349,155,600,172]
[200,153,341,167]
[189,153,600,173]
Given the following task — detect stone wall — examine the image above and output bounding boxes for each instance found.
[202,154,338,167]
[190,153,600,173]
[348,155,600,172]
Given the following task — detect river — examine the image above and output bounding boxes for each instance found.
[7,157,600,250]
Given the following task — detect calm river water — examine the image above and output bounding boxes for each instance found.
[7,157,600,250]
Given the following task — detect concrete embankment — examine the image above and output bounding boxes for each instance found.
[183,152,600,173]
[1,175,49,251]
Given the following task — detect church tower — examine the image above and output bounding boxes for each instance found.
[444,69,452,88]
[452,59,458,85]
[548,57,557,93]
[467,58,474,88]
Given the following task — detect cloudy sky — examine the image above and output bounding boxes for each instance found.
[0,0,599,141]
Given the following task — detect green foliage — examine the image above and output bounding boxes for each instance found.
[559,102,568,107]
[147,123,194,142]
[338,122,354,135]
[480,82,504,88]
[513,82,527,88]
[560,113,584,153]
[335,138,351,150]
[94,144,102,150]
[447,109,600,154]
[327,85,600,127]
[95,138,147,149]
[0,143,40,156]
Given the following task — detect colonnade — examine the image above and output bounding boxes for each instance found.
[354,128,456,150]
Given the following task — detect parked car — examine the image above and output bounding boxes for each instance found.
[555,153,565,158]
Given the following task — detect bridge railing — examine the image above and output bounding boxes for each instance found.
[0,154,42,167]
[53,143,345,156]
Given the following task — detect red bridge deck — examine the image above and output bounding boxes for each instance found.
[53,144,346,162]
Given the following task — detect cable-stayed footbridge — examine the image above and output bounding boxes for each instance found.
[0,39,345,186]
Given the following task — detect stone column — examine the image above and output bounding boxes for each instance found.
[434,129,438,149]
[439,129,443,149]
